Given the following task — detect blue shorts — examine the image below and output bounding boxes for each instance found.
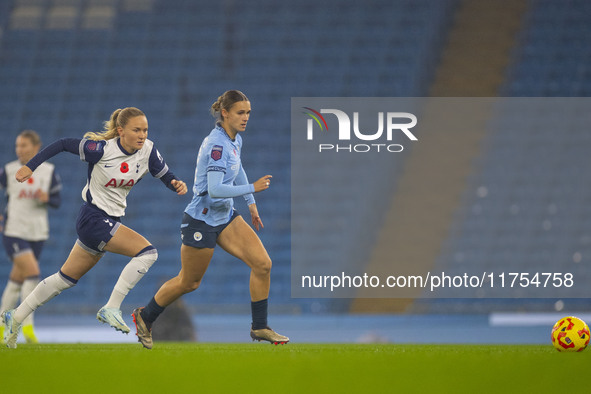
[180,210,239,249]
[75,203,121,255]
[2,235,45,261]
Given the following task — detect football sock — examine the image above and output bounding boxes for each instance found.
[14,270,77,323]
[104,246,157,309]
[140,297,165,330]
[22,324,38,343]
[21,276,40,327]
[0,279,22,313]
[251,298,268,330]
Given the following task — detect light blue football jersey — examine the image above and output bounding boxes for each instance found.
[185,125,255,226]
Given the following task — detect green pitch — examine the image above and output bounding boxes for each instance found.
[1,343,587,393]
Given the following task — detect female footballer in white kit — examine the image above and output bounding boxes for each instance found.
[0,130,62,344]
[132,90,288,348]
[1,107,187,348]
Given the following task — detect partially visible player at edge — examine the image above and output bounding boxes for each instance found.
[0,130,62,344]
[1,107,187,348]
[132,90,288,348]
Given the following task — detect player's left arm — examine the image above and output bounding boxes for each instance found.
[248,202,264,231]
[234,163,256,206]
[235,164,265,230]
[148,145,187,195]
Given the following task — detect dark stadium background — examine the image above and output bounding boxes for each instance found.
[1,0,590,344]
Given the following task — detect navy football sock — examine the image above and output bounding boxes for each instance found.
[140,297,165,329]
[251,298,268,330]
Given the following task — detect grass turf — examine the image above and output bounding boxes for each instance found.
[1,343,588,393]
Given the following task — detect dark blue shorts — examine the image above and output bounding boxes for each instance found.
[180,210,239,249]
[2,235,45,261]
[75,203,121,255]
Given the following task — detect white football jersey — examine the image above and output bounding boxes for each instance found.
[1,160,59,241]
[79,138,168,217]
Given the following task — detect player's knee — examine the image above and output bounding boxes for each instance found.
[253,257,272,276]
[180,279,201,294]
[135,245,158,274]
[57,270,77,290]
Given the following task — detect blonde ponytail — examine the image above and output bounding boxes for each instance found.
[84,107,145,140]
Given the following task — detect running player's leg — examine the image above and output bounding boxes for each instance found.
[0,266,22,344]
[3,243,99,348]
[1,241,41,344]
[217,216,288,344]
[18,243,98,320]
[0,276,21,314]
[11,250,41,343]
[20,276,39,343]
[217,215,271,301]
[133,213,217,349]
[133,245,213,349]
[97,224,156,333]
[0,277,20,343]
[1,239,39,317]
[153,245,213,309]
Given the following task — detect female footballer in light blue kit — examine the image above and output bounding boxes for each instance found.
[132,90,288,348]
[2,107,187,348]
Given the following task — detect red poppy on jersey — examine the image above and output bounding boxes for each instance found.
[211,145,223,161]
[27,177,34,184]
[120,162,129,173]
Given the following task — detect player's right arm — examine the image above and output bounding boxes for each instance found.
[204,142,255,198]
[16,138,105,183]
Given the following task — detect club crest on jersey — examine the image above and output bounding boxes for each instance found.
[87,141,100,151]
[120,162,129,173]
[211,145,223,161]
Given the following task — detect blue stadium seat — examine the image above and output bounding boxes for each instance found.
[0,0,459,313]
